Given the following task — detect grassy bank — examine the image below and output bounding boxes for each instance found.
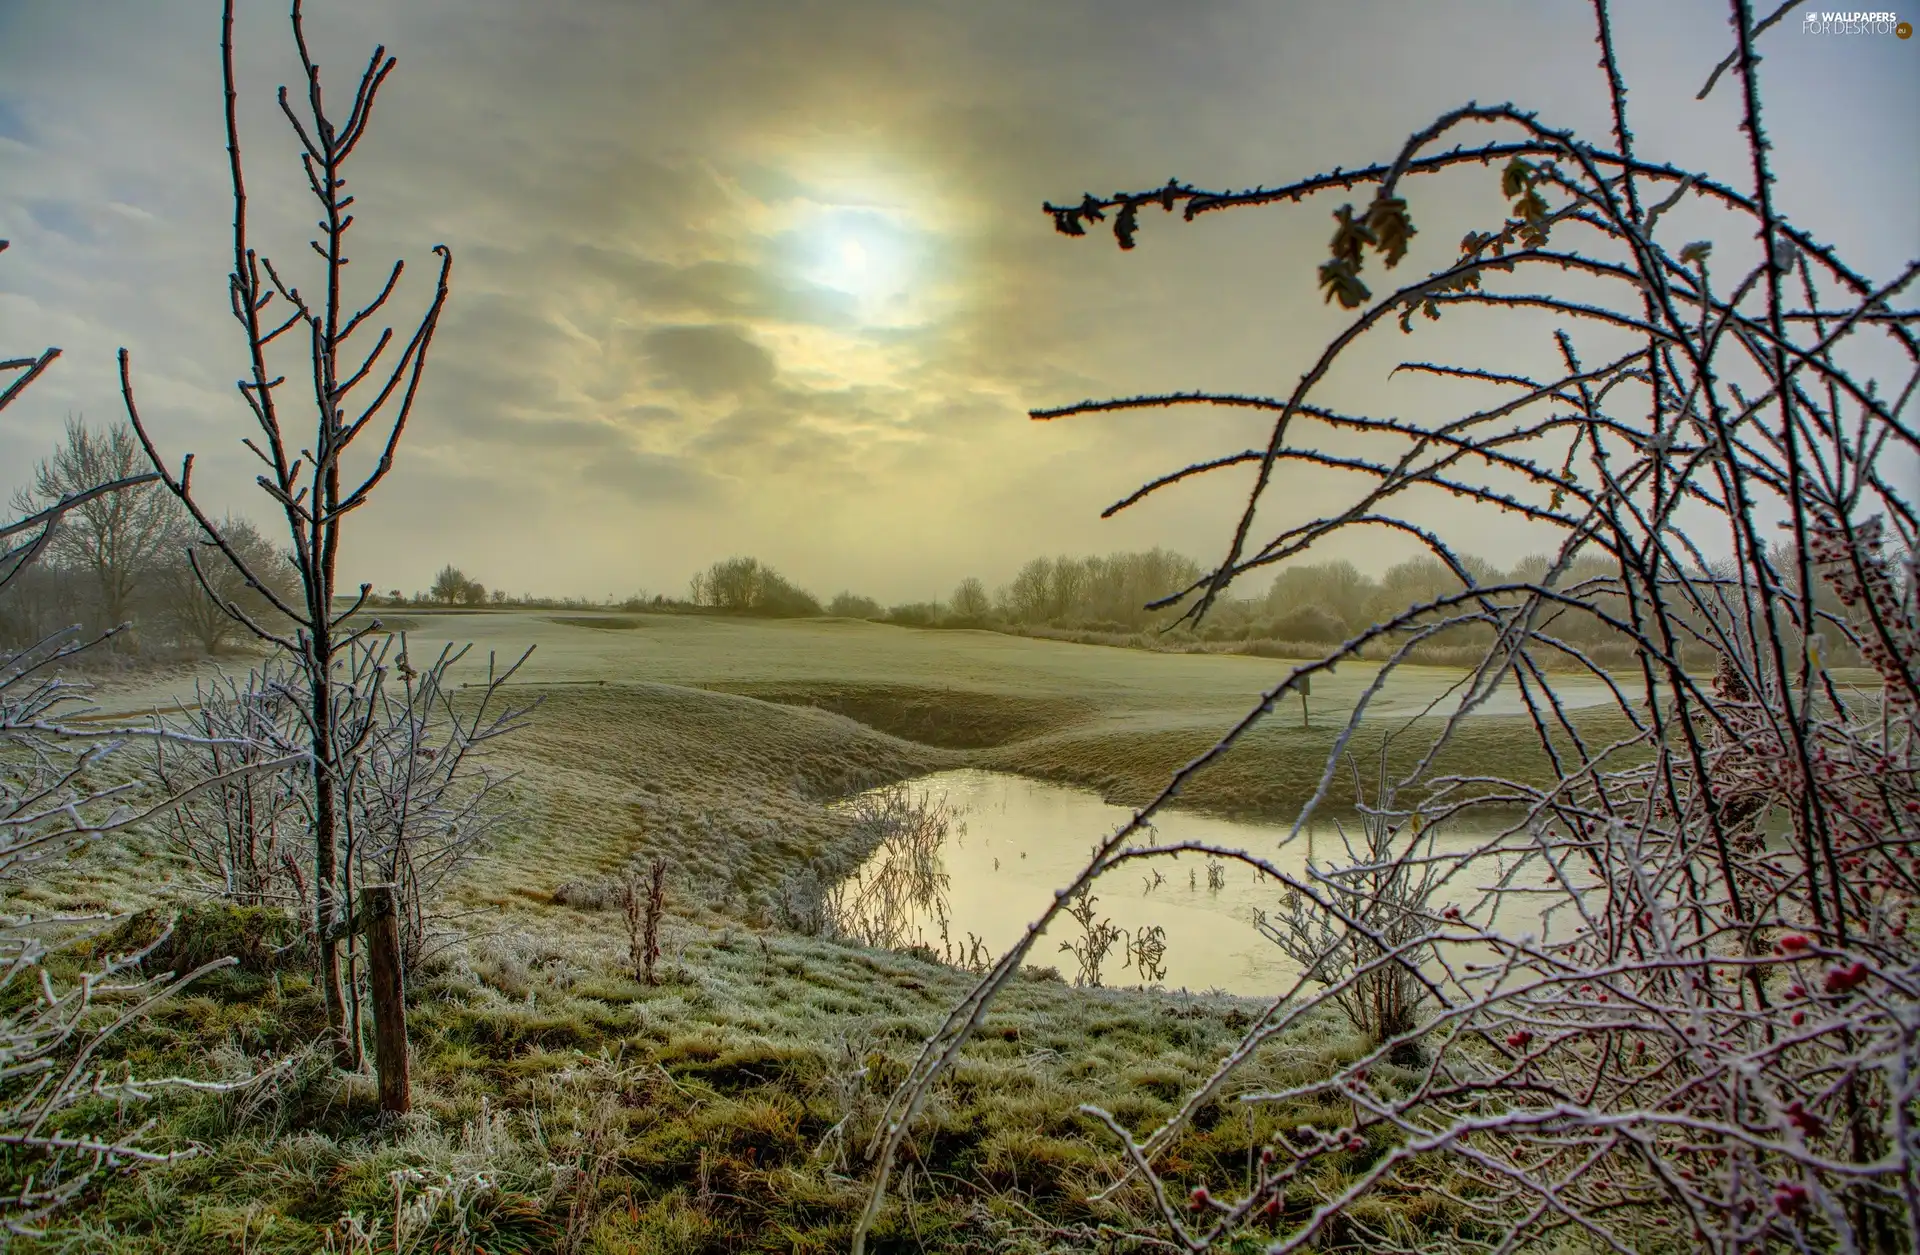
[42,921,1424,1254]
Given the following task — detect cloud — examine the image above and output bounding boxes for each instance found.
[579,447,718,504]
[641,324,778,397]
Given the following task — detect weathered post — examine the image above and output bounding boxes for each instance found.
[361,883,410,1114]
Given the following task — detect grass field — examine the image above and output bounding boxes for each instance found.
[18,612,1660,1251]
[96,608,1637,815]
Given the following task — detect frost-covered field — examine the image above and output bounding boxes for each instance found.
[91,608,1616,722]
[18,612,1663,1251]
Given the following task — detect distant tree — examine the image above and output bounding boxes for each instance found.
[828,591,884,619]
[10,415,191,644]
[690,555,820,616]
[995,550,1202,629]
[1077,549,1202,627]
[1265,559,1374,628]
[0,560,81,650]
[950,576,991,621]
[1046,555,1088,621]
[157,515,299,654]
[999,557,1053,622]
[689,556,754,610]
[459,580,487,607]
[430,565,471,605]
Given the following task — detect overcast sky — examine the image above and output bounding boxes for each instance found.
[2,1,1914,603]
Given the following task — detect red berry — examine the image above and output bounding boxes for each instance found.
[1779,934,1811,952]
[1823,961,1869,995]
[1507,1030,1533,1049]
[1190,1186,1210,1209]
[1784,1101,1825,1137]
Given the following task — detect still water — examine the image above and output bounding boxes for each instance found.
[841,769,1580,998]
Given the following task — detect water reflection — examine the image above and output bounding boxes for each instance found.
[836,769,1570,997]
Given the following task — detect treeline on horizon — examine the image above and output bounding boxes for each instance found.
[638,546,1874,673]
[4,420,1879,675]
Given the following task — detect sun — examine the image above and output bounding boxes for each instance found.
[791,206,922,323]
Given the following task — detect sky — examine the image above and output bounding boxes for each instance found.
[1,0,1915,604]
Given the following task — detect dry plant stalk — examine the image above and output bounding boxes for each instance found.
[1126,923,1170,985]
[1059,887,1124,987]
[855,2,1920,1251]
[824,785,958,951]
[622,856,666,985]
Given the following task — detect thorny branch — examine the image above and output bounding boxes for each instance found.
[856,3,1920,1250]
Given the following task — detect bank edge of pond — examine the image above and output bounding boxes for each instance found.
[977,707,1645,821]
[701,680,1644,819]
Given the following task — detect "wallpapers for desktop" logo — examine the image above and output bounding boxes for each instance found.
[1801,9,1910,35]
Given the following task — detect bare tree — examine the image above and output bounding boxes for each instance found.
[949,576,991,620]
[153,662,309,907]
[998,556,1053,622]
[692,555,764,611]
[9,416,191,647]
[855,3,1920,1251]
[994,549,1204,629]
[157,515,298,654]
[120,0,454,1065]
[333,634,531,980]
[688,554,822,616]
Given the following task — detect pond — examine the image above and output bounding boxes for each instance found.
[837,769,1586,998]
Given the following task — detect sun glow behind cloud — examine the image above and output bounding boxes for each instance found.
[765,179,948,333]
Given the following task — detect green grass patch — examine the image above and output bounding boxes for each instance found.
[549,615,646,630]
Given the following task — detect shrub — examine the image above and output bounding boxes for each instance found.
[1267,605,1347,643]
[827,592,884,619]
[105,902,307,979]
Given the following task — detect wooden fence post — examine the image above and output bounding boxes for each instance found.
[361,883,410,1115]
